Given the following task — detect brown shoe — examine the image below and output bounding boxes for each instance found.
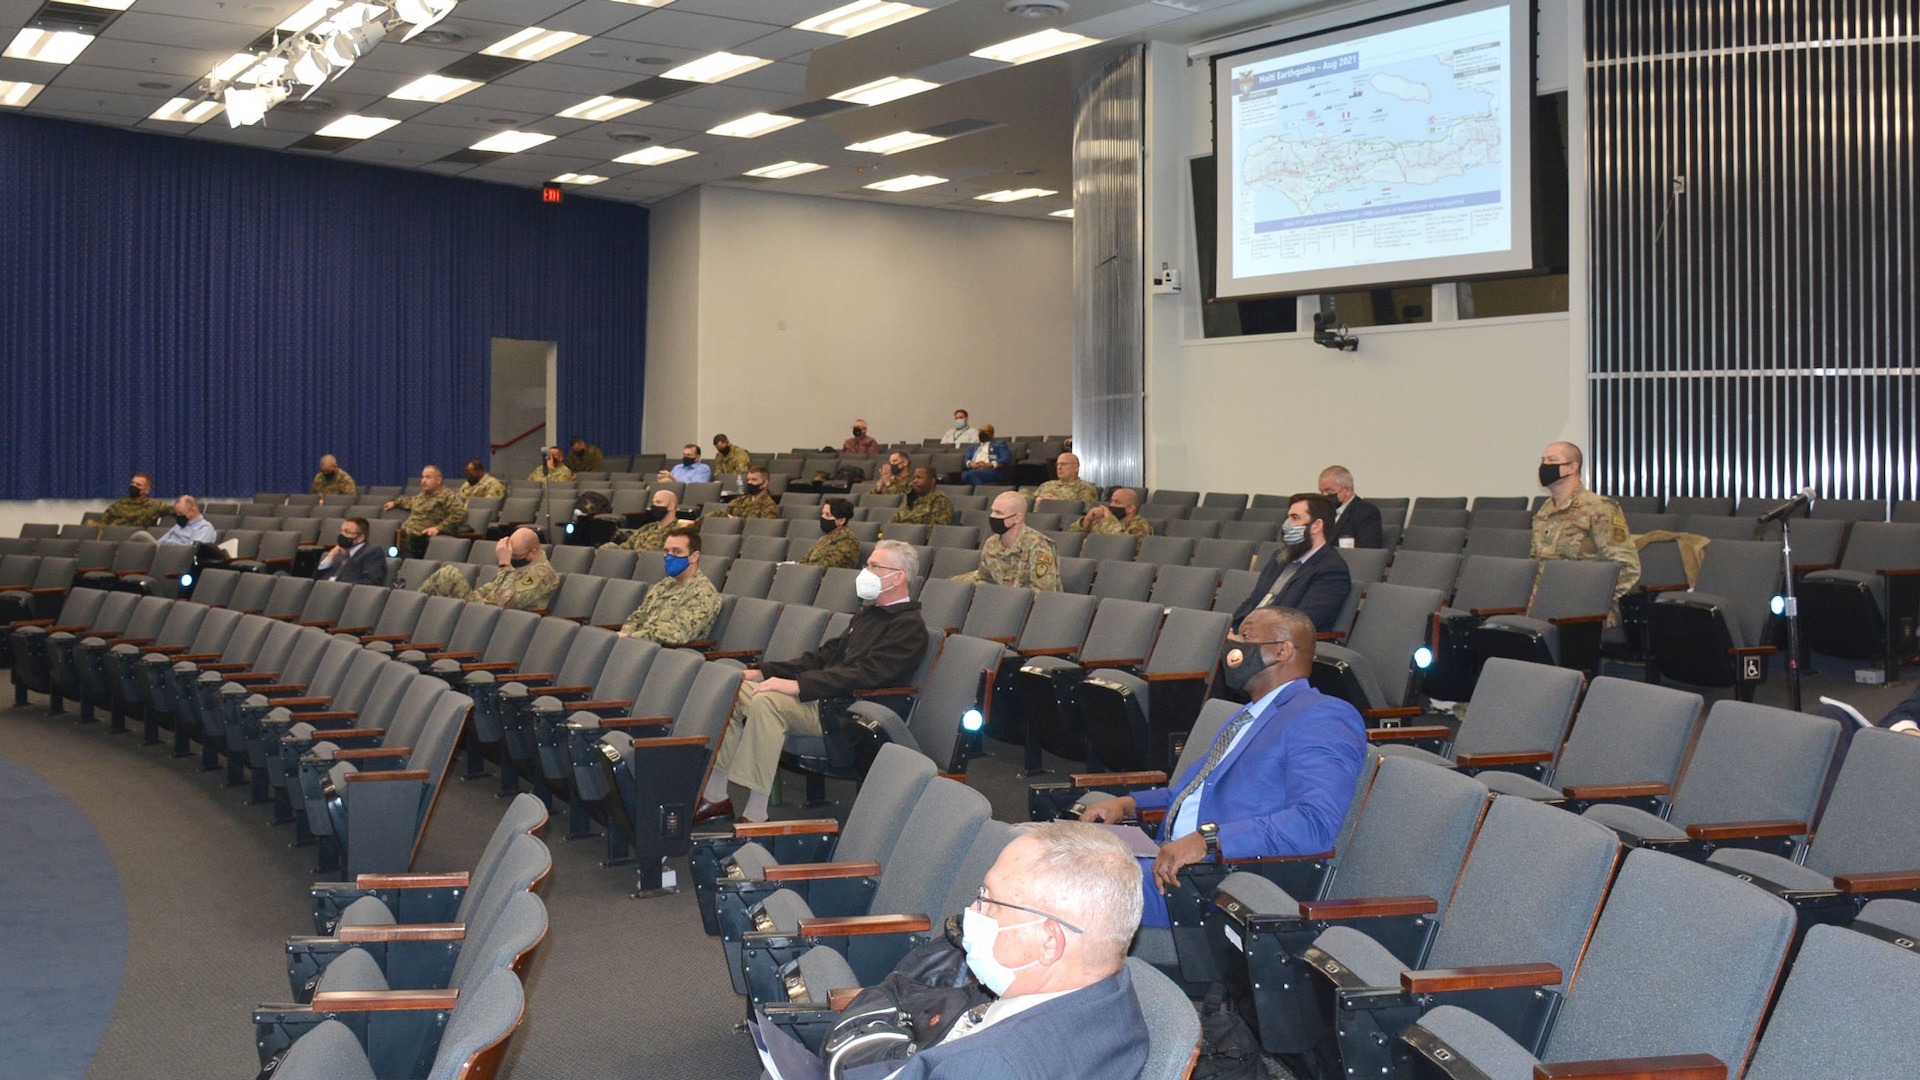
[692,797,734,823]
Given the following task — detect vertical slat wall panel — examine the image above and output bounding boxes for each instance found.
[1071,46,1146,489]
[0,113,649,500]
[1588,0,1920,508]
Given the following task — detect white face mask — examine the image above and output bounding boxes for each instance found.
[1281,521,1309,545]
[961,907,1042,996]
[854,568,885,601]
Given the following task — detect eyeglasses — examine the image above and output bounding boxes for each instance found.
[863,562,901,575]
[973,886,1083,934]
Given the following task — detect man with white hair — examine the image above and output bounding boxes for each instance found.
[843,821,1151,1079]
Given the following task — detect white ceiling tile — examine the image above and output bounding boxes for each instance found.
[669,0,844,26]
[97,12,259,51]
[594,8,779,52]
[737,28,832,62]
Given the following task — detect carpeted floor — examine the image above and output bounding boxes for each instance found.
[0,657,1911,1079]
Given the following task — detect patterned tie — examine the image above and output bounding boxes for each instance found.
[1161,704,1255,842]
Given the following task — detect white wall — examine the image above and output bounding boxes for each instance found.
[1142,0,1586,500]
[645,185,1074,455]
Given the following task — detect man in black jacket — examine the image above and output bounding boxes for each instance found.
[313,517,387,587]
[699,539,929,822]
[1318,465,1385,549]
[1232,494,1351,633]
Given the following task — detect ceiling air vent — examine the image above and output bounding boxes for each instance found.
[1004,0,1068,17]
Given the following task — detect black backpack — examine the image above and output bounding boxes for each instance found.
[1191,983,1262,1079]
[818,931,989,1078]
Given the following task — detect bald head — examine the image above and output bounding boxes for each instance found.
[508,527,542,560]
[319,454,339,474]
[650,488,680,515]
[1109,488,1140,519]
[1055,452,1081,482]
[990,491,1030,539]
[1229,606,1315,697]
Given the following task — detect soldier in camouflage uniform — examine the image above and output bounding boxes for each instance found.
[955,491,1062,591]
[564,436,603,475]
[529,446,575,483]
[711,467,780,520]
[1533,441,1641,600]
[620,527,722,644]
[1072,487,1154,553]
[612,489,685,552]
[801,497,862,569]
[418,528,559,610]
[311,455,357,500]
[459,459,508,501]
[711,434,752,476]
[98,473,169,529]
[884,468,955,534]
[385,466,468,544]
[869,451,914,496]
[1031,452,1101,507]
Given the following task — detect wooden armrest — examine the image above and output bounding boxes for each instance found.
[362,634,410,643]
[1068,770,1167,787]
[1834,870,1920,893]
[629,735,709,749]
[1455,750,1554,767]
[331,747,410,760]
[269,697,334,708]
[10,619,55,628]
[261,558,294,567]
[1315,631,1345,641]
[705,649,761,660]
[1222,849,1333,866]
[1368,725,1453,742]
[1548,614,1608,626]
[253,684,311,695]
[1683,820,1806,841]
[798,914,931,937]
[311,989,459,1013]
[1019,646,1077,658]
[1640,583,1691,593]
[394,642,445,653]
[596,716,672,730]
[343,770,429,783]
[1078,658,1142,670]
[226,672,281,683]
[459,661,521,672]
[1876,567,1920,578]
[113,637,153,647]
[982,636,1017,644]
[428,650,481,662]
[1402,962,1563,994]
[561,699,633,712]
[497,673,566,686]
[851,685,917,697]
[1471,605,1529,617]
[309,728,384,740]
[826,988,862,1011]
[1137,807,1165,823]
[293,711,359,723]
[1363,707,1424,720]
[296,620,337,628]
[1298,894,1438,921]
[353,871,469,889]
[1561,781,1670,800]
[762,861,882,882]
[143,644,190,655]
[198,661,252,672]
[1532,1055,1726,1080]
[335,922,465,943]
[29,587,66,596]
[1727,646,1776,657]
[733,819,840,838]
[332,626,373,636]
[48,625,92,633]
[1144,670,1212,682]
[681,638,715,649]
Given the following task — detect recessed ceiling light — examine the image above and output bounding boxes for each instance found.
[1050,208,1074,218]
[975,188,1057,203]
[552,173,608,185]
[470,130,556,153]
[4,29,95,65]
[661,51,770,84]
[64,0,134,9]
[482,27,591,62]
[208,53,259,82]
[149,97,223,122]
[389,74,482,102]
[828,76,938,106]
[865,174,946,192]
[614,146,696,165]
[971,28,1098,64]
[0,80,45,107]
[707,112,801,138]
[278,0,344,32]
[794,0,926,37]
[606,0,674,5]
[745,160,827,179]
[558,95,649,121]
[315,114,400,139]
[845,131,943,155]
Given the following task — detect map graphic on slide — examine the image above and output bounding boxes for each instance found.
[1228,4,1514,280]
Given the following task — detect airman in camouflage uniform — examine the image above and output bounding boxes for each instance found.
[1533,442,1640,599]
[386,466,468,542]
[459,460,507,501]
[870,452,915,497]
[711,435,752,476]
[723,491,781,520]
[1071,488,1153,555]
[99,473,169,529]
[621,564,722,644]
[564,437,603,475]
[1031,452,1100,507]
[955,491,1062,591]
[311,455,356,498]
[611,490,686,552]
[529,446,575,483]
[801,498,862,569]
[884,468,954,534]
[418,529,559,610]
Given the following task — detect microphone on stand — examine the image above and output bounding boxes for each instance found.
[1757,488,1815,524]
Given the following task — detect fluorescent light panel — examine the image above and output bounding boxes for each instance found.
[970,28,1098,65]
[745,160,826,179]
[558,96,648,121]
[1050,208,1075,218]
[865,174,945,192]
[614,146,696,165]
[975,188,1057,203]
[552,173,607,185]
[4,29,95,65]
[605,0,674,5]
[389,74,482,102]
[470,130,555,153]
[482,27,590,61]
[845,130,942,155]
[208,53,258,82]
[707,112,800,138]
[65,0,135,9]
[0,80,44,106]
[661,51,769,84]
[316,114,400,138]
[278,0,344,32]
[149,97,223,122]
[828,76,938,106]
[795,1,926,37]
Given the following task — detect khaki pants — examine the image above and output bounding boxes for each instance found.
[712,681,822,795]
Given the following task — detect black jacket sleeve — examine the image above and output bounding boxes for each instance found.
[763,602,929,701]
[1344,498,1385,549]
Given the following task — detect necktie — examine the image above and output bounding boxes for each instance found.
[1257,562,1300,611]
[1161,705,1254,841]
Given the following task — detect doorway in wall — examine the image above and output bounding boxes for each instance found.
[490,338,555,482]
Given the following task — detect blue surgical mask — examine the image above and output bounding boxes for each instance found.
[663,554,691,578]
[1281,521,1308,545]
[960,908,1042,996]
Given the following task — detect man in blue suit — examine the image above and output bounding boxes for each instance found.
[1084,605,1368,927]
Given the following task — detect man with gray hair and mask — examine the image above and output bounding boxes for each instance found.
[840,820,1151,1080]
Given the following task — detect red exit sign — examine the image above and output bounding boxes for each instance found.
[540,183,563,204]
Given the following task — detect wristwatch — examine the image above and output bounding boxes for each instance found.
[1198,821,1220,859]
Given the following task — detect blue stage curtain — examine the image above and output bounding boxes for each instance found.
[0,113,647,500]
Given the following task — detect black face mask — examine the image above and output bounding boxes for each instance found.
[979,433,991,443]
[989,516,1012,536]
[744,482,764,495]
[715,445,729,455]
[640,506,669,524]
[1538,462,1566,487]
[510,556,531,569]
[174,513,189,527]
[681,456,697,467]
[820,517,839,534]
[336,534,356,549]
[852,427,865,438]
[1109,503,1127,518]
[127,485,143,499]
[1223,640,1282,692]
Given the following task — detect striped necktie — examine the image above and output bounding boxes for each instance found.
[1161,705,1254,842]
